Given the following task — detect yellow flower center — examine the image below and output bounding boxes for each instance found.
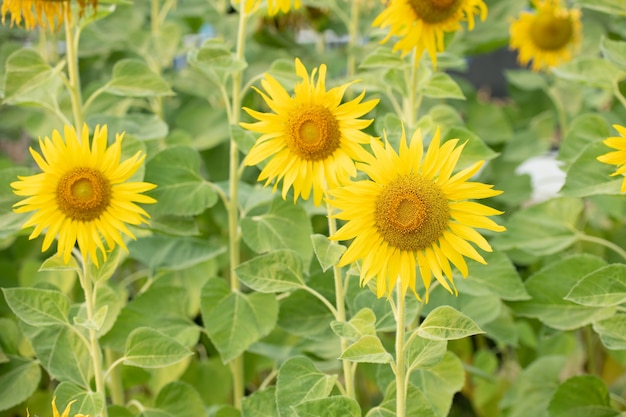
[530,10,573,51]
[408,0,463,23]
[57,167,111,221]
[286,104,341,160]
[375,174,450,251]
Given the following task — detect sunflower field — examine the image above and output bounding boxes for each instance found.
[1,0,626,416]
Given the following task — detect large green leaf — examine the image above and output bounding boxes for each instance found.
[242,387,278,417]
[275,357,337,417]
[365,383,437,417]
[560,141,622,197]
[241,198,313,269]
[577,0,626,15]
[152,381,206,417]
[600,37,626,72]
[493,197,582,256]
[54,382,104,417]
[331,307,377,341]
[443,127,498,169]
[0,356,40,412]
[360,46,407,69]
[405,335,447,372]
[85,114,169,141]
[418,306,484,341]
[592,314,626,350]
[201,279,278,363]
[124,327,192,368]
[557,114,610,169]
[145,146,218,216]
[105,58,173,97]
[565,264,626,307]
[278,290,335,338]
[235,250,305,293]
[2,288,69,326]
[509,255,615,330]
[421,72,465,100]
[293,396,361,417]
[552,58,626,90]
[548,376,619,417]
[340,335,393,364]
[187,39,246,84]
[311,234,346,272]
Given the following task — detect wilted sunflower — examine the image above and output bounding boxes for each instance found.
[241,58,379,206]
[329,127,505,300]
[11,125,156,266]
[27,397,89,417]
[1,0,97,30]
[372,0,487,67]
[509,0,581,72]
[597,124,626,192]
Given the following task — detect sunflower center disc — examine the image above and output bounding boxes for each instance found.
[287,104,341,160]
[530,11,573,51]
[57,167,111,221]
[408,0,463,23]
[375,174,450,251]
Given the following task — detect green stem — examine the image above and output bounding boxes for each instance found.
[105,349,124,406]
[615,82,626,110]
[403,51,420,130]
[395,288,407,417]
[577,233,626,261]
[327,203,356,400]
[64,4,84,129]
[149,0,164,118]
[547,86,567,139]
[227,3,249,410]
[346,0,360,80]
[79,256,107,417]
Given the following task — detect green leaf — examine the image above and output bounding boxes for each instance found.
[505,69,548,91]
[417,306,484,341]
[128,235,225,273]
[201,279,278,363]
[105,58,173,97]
[54,382,104,417]
[552,58,626,90]
[2,48,63,110]
[509,255,615,330]
[548,375,618,417]
[38,254,80,273]
[241,198,313,269]
[293,396,361,417]
[409,352,465,416]
[235,250,305,293]
[311,234,346,272]
[0,357,41,412]
[557,114,611,169]
[153,381,206,417]
[493,197,583,256]
[443,127,498,169]
[466,100,513,146]
[89,245,125,282]
[456,251,530,301]
[278,290,335,338]
[85,114,168,141]
[242,387,278,417]
[275,357,337,417]
[601,37,626,71]
[577,0,626,15]
[560,141,622,197]
[2,288,69,326]
[340,335,393,364]
[74,305,108,332]
[405,335,447,372]
[360,47,407,69]
[565,264,626,307]
[188,39,247,84]
[421,73,465,100]
[331,307,377,341]
[124,327,192,368]
[365,383,437,417]
[592,314,626,350]
[500,356,566,417]
[145,146,218,216]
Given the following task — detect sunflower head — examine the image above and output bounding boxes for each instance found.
[241,57,379,206]
[11,124,156,266]
[597,124,626,192]
[372,0,488,67]
[232,0,300,15]
[1,0,98,31]
[509,0,581,72]
[329,127,505,300]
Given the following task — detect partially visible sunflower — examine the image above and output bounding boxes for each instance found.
[597,124,626,192]
[1,0,97,30]
[509,0,581,72]
[267,0,301,15]
[372,0,487,67]
[27,397,89,417]
[11,124,156,266]
[241,58,379,206]
[329,127,505,300]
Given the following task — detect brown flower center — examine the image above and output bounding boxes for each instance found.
[375,174,449,251]
[407,0,463,23]
[57,167,111,221]
[286,104,341,160]
[530,10,574,51]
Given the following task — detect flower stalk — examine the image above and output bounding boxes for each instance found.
[395,287,407,417]
[63,4,84,129]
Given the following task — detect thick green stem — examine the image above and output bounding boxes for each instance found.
[64,4,83,129]
[403,51,420,130]
[105,349,124,406]
[327,204,356,400]
[227,3,249,410]
[395,288,407,417]
[80,257,107,417]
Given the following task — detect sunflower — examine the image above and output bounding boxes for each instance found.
[11,125,156,266]
[267,0,301,15]
[241,57,379,206]
[27,397,89,417]
[1,0,97,30]
[329,127,505,300]
[372,0,487,67]
[509,0,581,72]
[597,124,626,192]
